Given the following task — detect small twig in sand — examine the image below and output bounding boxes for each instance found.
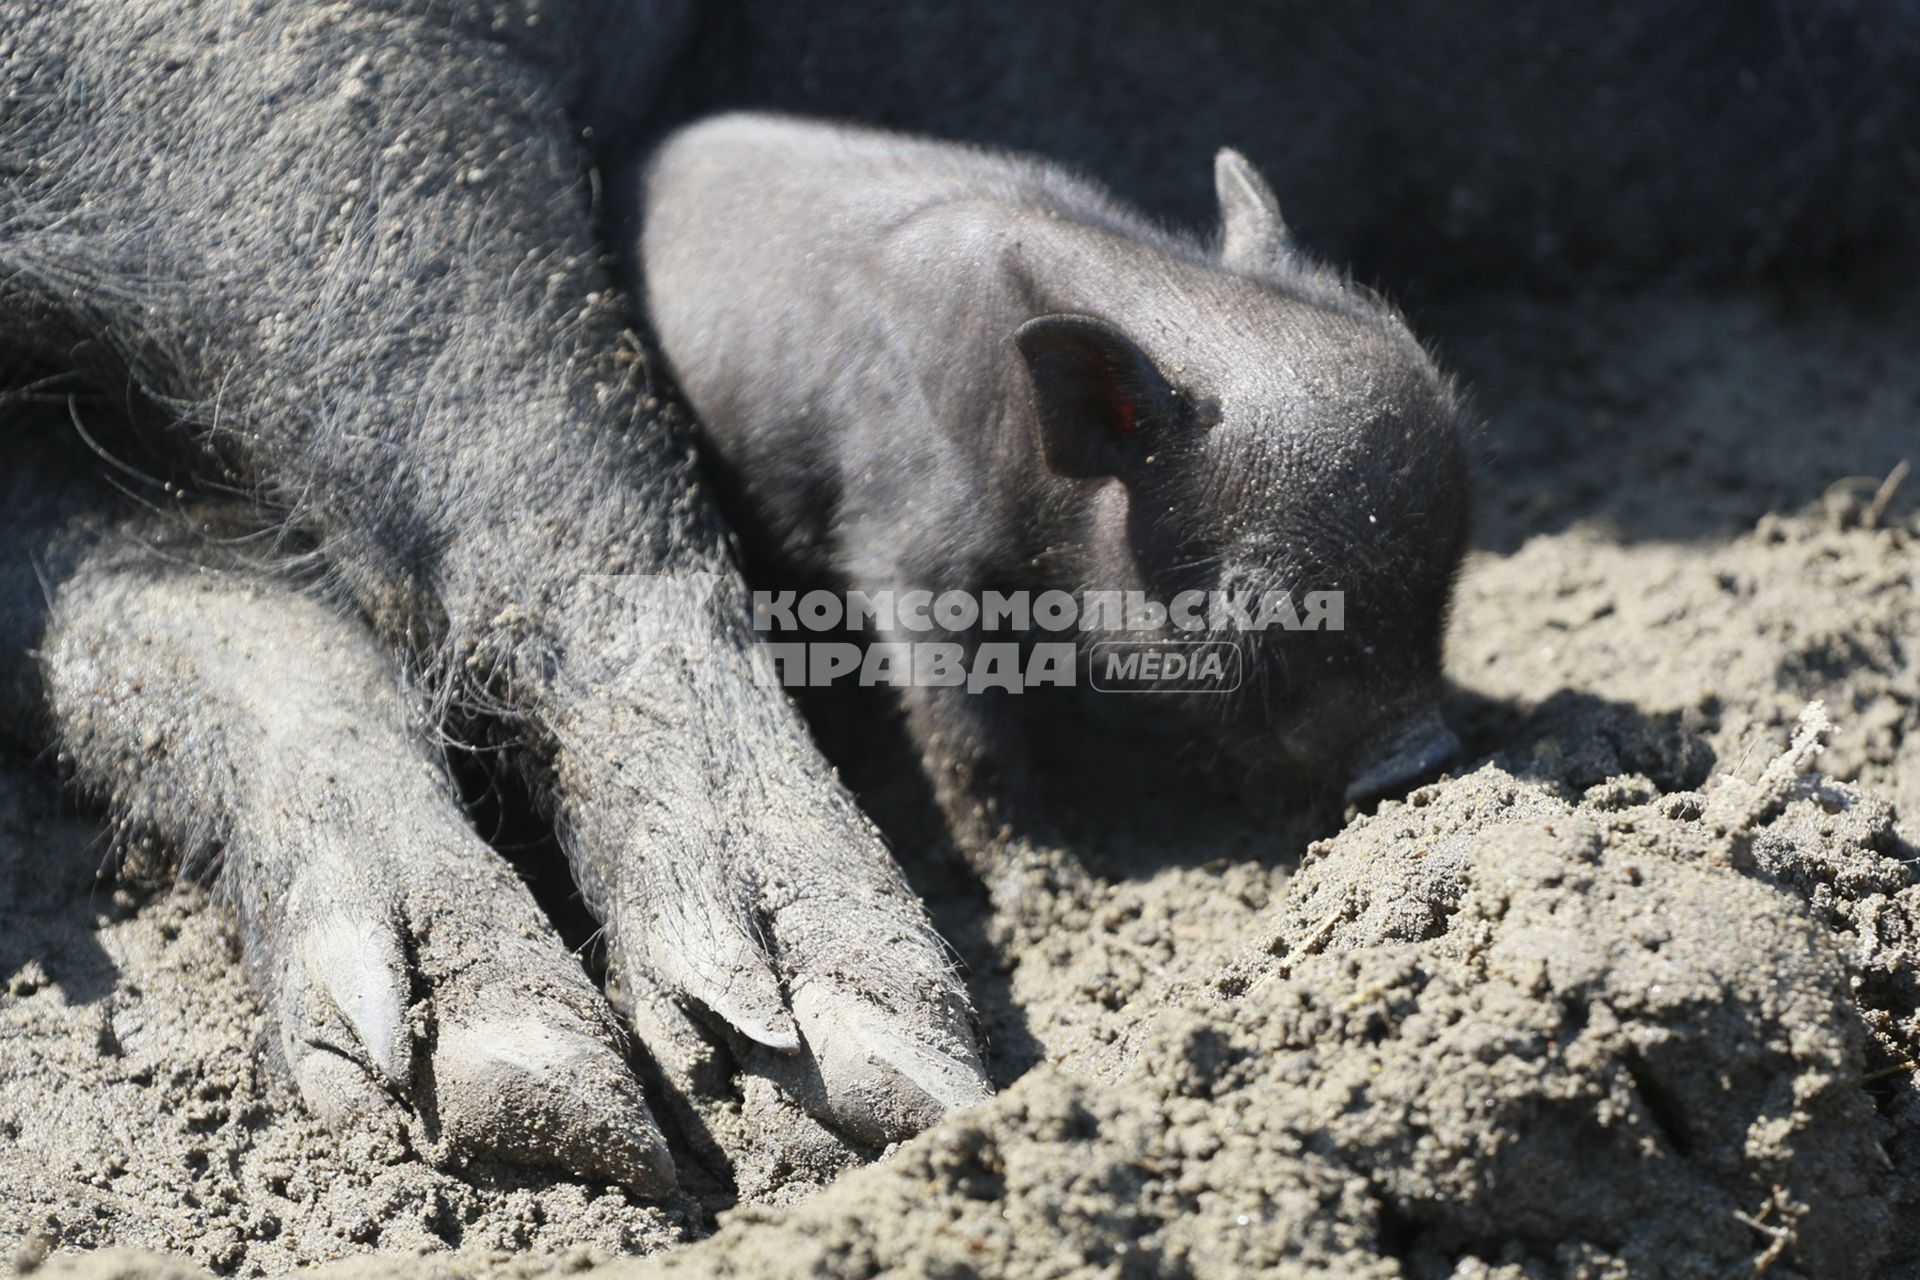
[1735,1188,1795,1273]
[1860,1059,1920,1085]
[1296,908,1344,959]
[1751,701,1831,802]
[1866,458,1910,529]
[1708,701,1831,844]
[1246,906,1344,998]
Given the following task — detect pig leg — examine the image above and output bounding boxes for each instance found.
[840,564,1047,850]
[547,578,990,1146]
[891,677,1035,851]
[0,0,986,1156]
[37,531,674,1191]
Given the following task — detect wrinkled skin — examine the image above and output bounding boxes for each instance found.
[2,0,1915,1198]
[638,116,1469,833]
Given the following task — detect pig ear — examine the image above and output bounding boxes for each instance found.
[1215,147,1289,269]
[1015,315,1174,480]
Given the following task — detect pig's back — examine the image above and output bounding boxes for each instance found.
[644,112,1153,255]
[640,113,1187,378]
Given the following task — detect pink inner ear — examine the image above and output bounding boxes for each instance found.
[1112,395,1138,441]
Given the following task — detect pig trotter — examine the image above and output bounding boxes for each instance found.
[539,587,991,1148]
[39,547,675,1192]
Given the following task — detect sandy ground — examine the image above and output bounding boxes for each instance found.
[3,285,1916,1278]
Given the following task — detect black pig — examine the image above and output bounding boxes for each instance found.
[639,114,1471,827]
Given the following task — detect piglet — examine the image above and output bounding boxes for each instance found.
[638,113,1471,829]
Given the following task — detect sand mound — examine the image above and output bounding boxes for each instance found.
[602,707,1900,1279]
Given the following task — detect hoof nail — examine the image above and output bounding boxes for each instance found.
[299,916,412,1086]
[435,1017,677,1194]
[292,1047,392,1126]
[766,982,992,1146]
[655,930,801,1053]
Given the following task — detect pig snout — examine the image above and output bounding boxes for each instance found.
[1340,706,1462,806]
